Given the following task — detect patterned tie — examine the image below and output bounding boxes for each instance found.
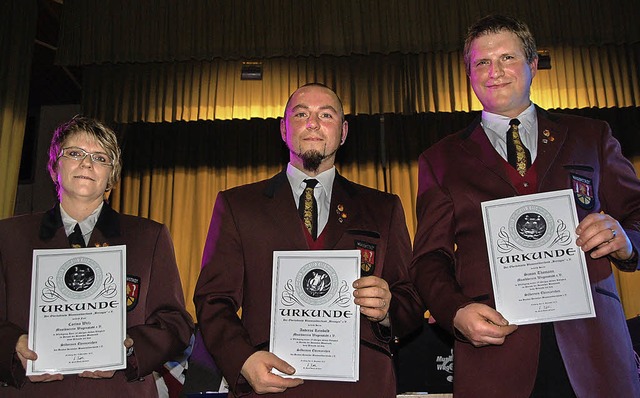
[506,118,531,176]
[68,223,86,248]
[298,179,319,240]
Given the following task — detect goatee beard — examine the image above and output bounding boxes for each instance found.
[301,150,324,173]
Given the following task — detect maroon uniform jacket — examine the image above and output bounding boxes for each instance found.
[0,203,194,398]
[194,171,423,397]
[411,107,640,398]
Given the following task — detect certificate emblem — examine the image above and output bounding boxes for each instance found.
[508,205,554,248]
[296,261,339,306]
[56,257,104,300]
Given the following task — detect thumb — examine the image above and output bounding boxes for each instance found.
[269,356,296,375]
[482,308,509,326]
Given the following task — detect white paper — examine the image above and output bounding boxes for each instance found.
[27,245,127,375]
[270,250,361,382]
[481,189,595,325]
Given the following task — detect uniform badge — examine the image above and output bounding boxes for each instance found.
[126,275,141,311]
[355,240,376,276]
[571,173,595,210]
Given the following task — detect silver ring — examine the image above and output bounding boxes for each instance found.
[611,228,617,240]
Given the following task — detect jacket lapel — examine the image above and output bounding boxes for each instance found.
[534,107,568,186]
[322,173,357,249]
[460,117,515,189]
[87,202,121,247]
[263,170,310,248]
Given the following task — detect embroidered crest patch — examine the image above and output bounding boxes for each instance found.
[126,275,141,311]
[355,240,376,276]
[571,173,595,210]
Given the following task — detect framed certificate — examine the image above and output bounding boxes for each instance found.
[270,250,361,382]
[481,189,595,325]
[27,245,127,375]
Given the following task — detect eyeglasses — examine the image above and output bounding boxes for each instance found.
[58,147,114,167]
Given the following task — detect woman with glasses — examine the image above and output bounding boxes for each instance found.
[0,116,194,397]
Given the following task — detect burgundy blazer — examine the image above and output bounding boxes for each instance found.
[411,107,640,398]
[0,203,194,398]
[194,171,423,397]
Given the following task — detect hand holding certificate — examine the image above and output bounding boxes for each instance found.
[27,245,127,375]
[270,250,361,382]
[481,189,595,325]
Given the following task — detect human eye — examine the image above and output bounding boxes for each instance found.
[92,153,111,164]
[66,147,85,158]
[293,111,308,118]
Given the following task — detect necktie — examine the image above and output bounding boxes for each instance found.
[298,179,319,240]
[68,223,86,248]
[506,118,531,176]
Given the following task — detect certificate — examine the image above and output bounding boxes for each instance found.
[27,245,127,375]
[481,189,595,325]
[270,250,361,382]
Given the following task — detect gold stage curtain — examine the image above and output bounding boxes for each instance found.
[0,0,37,219]
[57,0,640,64]
[82,44,640,123]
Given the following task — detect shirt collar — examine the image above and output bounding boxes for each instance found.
[481,102,536,134]
[286,163,336,200]
[60,201,103,237]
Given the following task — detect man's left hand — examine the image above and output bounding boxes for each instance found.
[353,276,391,327]
[576,213,634,261]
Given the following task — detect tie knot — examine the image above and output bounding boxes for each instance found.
[304,179,319,189]
[509,118,521,128]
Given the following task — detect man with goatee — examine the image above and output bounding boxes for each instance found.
[194,83,423,397]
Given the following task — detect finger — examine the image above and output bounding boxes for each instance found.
[353,275,387,289]
[268,374,304,389]
[353,285,391,300]
[29,373,64,383]
[16,335,37,361]
[354,295,388,309]
[254,374,304,394]
[359,305,388,322]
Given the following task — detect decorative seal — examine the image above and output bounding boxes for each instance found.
[55,256,103,300]
[295,261,339,306]
[508,205,555,248]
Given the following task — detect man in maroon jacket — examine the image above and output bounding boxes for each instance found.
[411,14,640,398]
[194,83,423,397]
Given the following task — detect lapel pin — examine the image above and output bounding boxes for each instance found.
[336,204,347,223]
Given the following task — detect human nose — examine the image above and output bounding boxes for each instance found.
[306,113,320,129]
[489,61,504,78]
[79,153,93,167]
